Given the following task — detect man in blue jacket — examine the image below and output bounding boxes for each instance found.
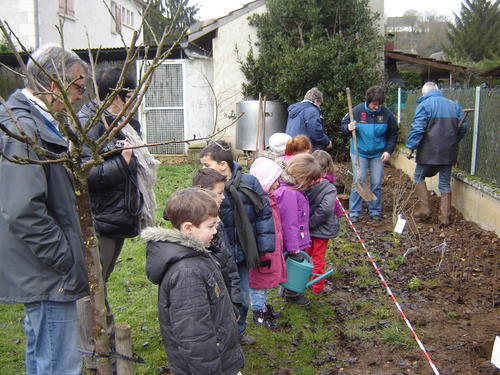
[406,82,467,226]
[286,87,332,151]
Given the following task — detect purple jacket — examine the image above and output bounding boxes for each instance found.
[275,183,311,252]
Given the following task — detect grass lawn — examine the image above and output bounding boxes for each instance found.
[0,164,410,374]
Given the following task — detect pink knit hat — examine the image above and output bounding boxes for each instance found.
[249,157,283,194]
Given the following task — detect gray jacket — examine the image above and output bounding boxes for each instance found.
[143,227,244,375]
[0,90,89,304]
[305,179,340,239]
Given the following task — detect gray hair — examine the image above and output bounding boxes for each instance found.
[304,87,323,103]
[422,81,439,95]
[24,44,88,91]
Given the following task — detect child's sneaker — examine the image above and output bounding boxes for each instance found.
[253,309,279,329]
[266,303,281,319]
[283,291,309,306]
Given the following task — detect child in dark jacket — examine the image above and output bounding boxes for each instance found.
[143,188,244,375]
[200,141,275,345]
[192,168,242,313]
[305,150,340,294]
[275,153,322,305]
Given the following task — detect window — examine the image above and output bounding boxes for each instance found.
[58,0,75,17]
[111,1,134,32]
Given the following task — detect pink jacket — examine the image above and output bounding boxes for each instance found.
[249,195,287,289]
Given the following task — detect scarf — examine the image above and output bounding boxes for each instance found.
[121,123,160,231]
[225,168,265,269]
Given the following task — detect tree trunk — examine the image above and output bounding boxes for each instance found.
[74,176,113,375]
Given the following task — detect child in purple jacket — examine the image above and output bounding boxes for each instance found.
[275,154,322,305]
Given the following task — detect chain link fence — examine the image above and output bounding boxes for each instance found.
[397,87,499,185]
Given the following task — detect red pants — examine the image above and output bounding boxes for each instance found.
[306,237,329,293]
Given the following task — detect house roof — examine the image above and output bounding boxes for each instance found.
[481,65,500,77]
[385,50,468,74]
[188,0,266,43]
[0,45,182,68]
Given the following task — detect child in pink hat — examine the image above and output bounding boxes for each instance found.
[248,157,287,329]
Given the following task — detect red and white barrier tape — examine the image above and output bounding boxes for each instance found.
[336,197,440,375]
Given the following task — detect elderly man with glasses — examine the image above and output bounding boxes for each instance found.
[0,45,90,375]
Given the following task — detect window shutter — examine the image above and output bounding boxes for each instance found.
[115,5,122,33]
[66,0,75,17]
[58,0,65,13]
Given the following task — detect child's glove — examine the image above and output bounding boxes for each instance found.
[285,251,305,262]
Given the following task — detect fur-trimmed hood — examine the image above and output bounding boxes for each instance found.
[141,227,211,285]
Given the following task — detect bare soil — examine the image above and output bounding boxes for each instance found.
[324,165,499,375]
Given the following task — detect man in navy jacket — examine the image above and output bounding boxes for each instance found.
[286,87,332,151]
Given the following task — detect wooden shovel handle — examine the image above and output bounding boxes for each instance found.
[346,88,360,166]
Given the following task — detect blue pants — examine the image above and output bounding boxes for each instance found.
[237,262,250,336]
[249,289,268,311]
[349,153,384,217]
[24,301,81,375]
[414,164,452,193]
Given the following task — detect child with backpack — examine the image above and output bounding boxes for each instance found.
[199,141,275,345]
[248,157,288,329]
[142,188,244,375]
[275,153,322,305]
[305,150,340,294]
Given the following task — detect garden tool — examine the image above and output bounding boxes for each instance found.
[346,87,377,201]
[280,251,333,294]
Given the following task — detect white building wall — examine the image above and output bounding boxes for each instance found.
[211,5,267,145]
[369,0,385,34]
[183,58,214,140]
[0,0,143,50]
[1,0,37,49]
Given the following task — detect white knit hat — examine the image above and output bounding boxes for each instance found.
[268,132,291,156]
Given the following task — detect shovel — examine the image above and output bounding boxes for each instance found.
[346,87,377,202]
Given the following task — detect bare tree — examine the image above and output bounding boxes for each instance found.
[0,3,229,373]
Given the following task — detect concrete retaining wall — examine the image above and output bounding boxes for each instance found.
[391,148,500,236]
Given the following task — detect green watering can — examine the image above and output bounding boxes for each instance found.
[280,251,334,293]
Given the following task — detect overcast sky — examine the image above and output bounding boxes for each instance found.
[191,0,465,21]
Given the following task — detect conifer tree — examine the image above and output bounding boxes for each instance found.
[144,0,199,45]
[240,0,383,158]
[445,0,500,62]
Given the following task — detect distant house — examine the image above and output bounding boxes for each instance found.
[1,0,145,50]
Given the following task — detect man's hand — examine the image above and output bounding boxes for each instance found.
[348,121,356,132]
[325,141,333,150]
[121,139,133,164]
[380,152,391,162]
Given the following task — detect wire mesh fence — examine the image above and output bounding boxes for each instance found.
[398,87,499,185]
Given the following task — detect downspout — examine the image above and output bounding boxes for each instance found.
[33,0,40,49]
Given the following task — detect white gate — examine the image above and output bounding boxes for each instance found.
[138,61,185,154]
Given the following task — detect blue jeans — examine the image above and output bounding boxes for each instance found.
[24,301,81,375]
[249,289,268,311]
[349,153,384,217]
[414,164,452,193]
[237,262,250,336]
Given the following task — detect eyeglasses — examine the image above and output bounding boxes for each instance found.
[72,82,86,95]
